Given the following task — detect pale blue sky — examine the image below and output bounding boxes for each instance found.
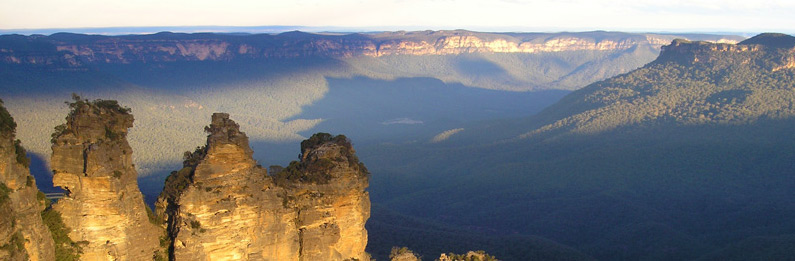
[1,0,793,33]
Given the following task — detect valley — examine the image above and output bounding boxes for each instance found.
[2,30,794,260]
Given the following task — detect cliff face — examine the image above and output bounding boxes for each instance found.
[50,97,163,260]
[157,113,370,261]
[0,31,741,66]
[656,34,795,71]
[0,100,55,261]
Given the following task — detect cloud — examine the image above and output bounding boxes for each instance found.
[381,118,424,125]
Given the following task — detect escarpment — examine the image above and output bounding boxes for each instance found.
[50,96,164,260]
[157,113,371,260]
[0,99,55,261]
[0,31,742,66]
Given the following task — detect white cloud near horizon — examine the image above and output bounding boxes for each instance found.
[1,0,793,33]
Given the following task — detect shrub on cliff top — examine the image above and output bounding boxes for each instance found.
[300,132,353,154]
[51,94,133,143]
[66,93,131,115]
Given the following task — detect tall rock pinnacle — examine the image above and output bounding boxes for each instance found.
[158,112,300,260]
[157,113,371,260]
[275,132,371,261]
[50,95,163,260]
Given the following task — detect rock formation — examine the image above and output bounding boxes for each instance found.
[50,96,163,260]
[0,99,55,261]
[157,112,300,260]
[157,113,370,260]
[276,132,371,261]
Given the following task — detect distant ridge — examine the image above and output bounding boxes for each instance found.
[739,32,795,48]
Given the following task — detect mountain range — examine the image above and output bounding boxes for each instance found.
[2,30,794,260]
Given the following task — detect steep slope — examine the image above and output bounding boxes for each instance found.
[373,33,795,260]
[157,114,370,260]
[50,96,164,260]
[517,32,795,139]
[0,99,55,261]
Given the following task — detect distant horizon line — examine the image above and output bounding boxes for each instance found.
[0,25,776,37]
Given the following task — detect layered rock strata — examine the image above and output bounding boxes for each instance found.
[0,100,55,260]
[157,113,370,261]
[0,31,742,65]
[50,97,163,260]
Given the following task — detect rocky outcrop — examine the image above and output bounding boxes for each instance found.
[157,113,370,260]
[0,31,742,66]
[657,34,795,70]
[50,96,163,260]
[0,99,55,261]
[276,132,371,261]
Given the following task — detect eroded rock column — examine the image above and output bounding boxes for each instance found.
[50,97,163,260]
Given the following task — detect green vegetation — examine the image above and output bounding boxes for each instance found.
[0,231,28,260]
[389,246,419,260]
[105,126,120,140]
[0,183,10,205]
[739,33,795,49]
[0,99,16,136]
[442,251,498,261]
[182,146,206,168]
[66,93,131,116]
[275,133,369,185]
[36,191,48,208]
[190,220,201,230]
[51,94,133,144]
[274,160,330,185]
[42,206,82,260]
[13,139,29,167]
[144,202,162,225]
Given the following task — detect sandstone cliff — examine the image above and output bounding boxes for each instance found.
[157,113,370,260]
[657,33,795,70]
[0,31,742,66]
[0,99,55,261]
[50,96,163,260]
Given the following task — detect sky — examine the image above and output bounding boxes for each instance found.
[1,0,793,34]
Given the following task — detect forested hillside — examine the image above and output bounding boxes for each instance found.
[369,33,795,260]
